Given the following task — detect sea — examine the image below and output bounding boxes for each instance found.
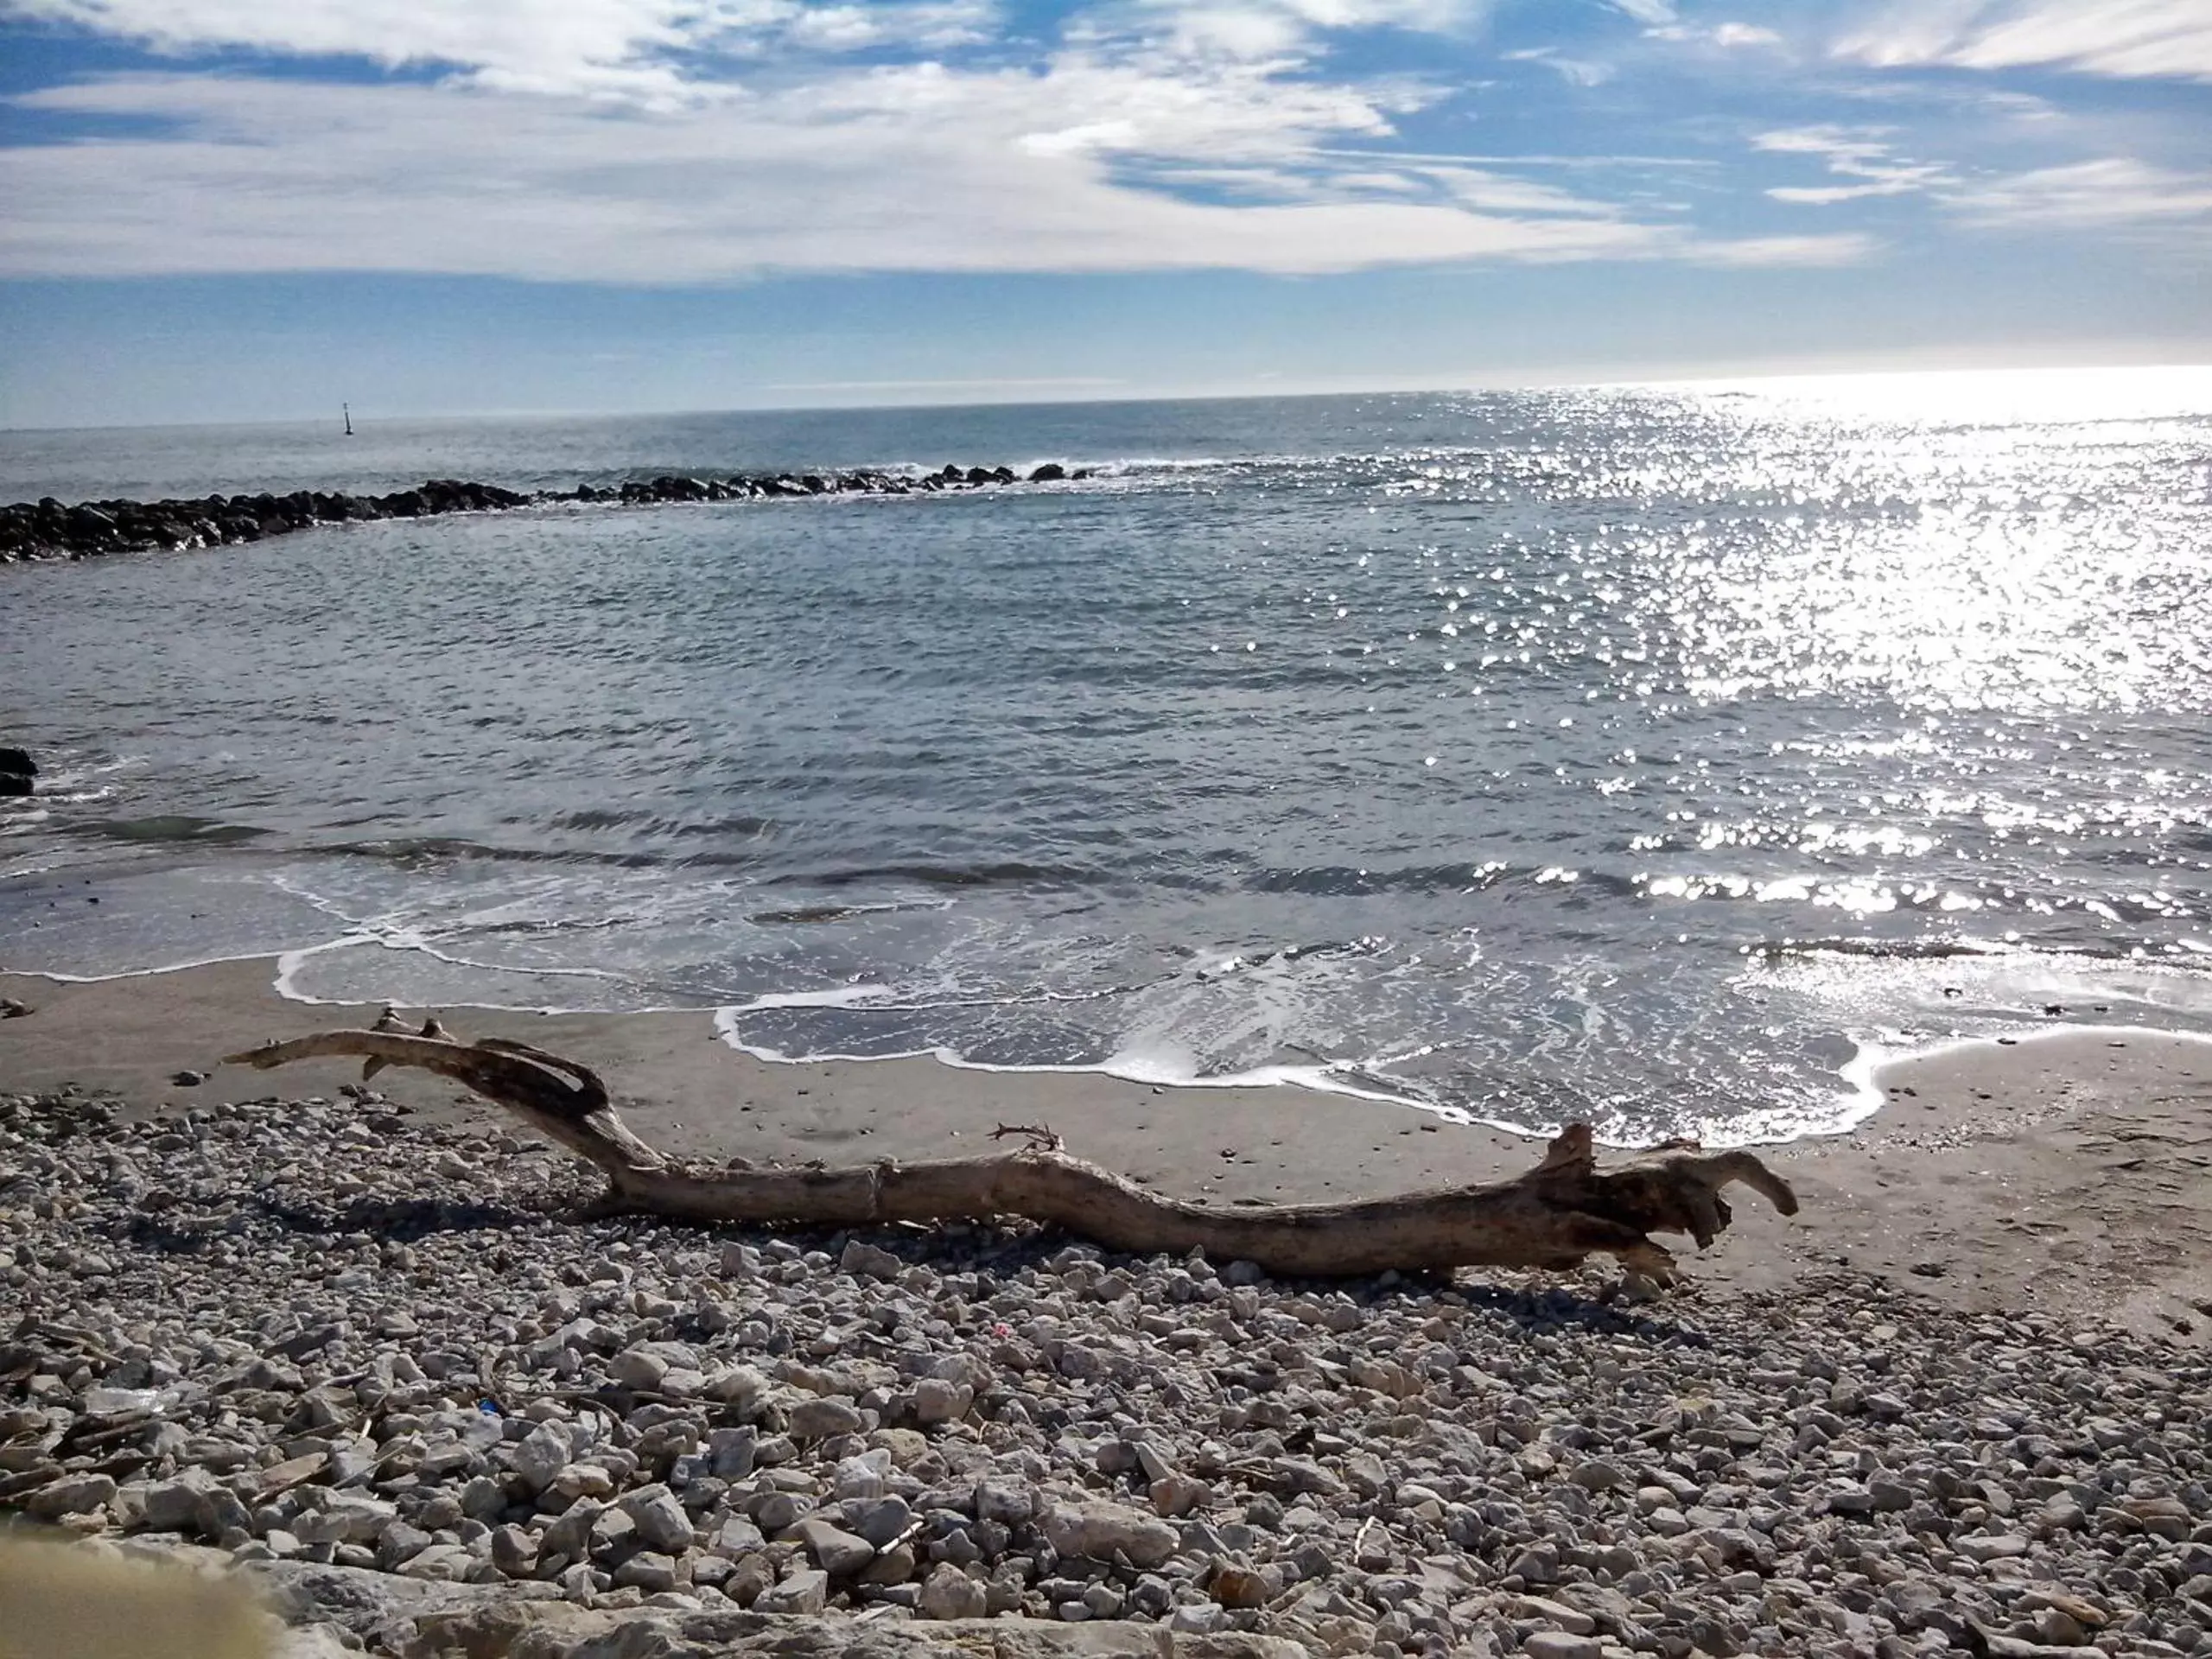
[5,365,2211,1146]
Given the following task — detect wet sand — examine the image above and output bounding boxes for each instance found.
[4,957,2209,1338]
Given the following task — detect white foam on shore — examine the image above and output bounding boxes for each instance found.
[710,997,1465,1120]
[1721,1020,2212,1152]
[32,896,2212,1154]
[2,950,302,986]
[1856,1020,2212,1083]
[273,929,644,1005]
[23,937,1494,1124]
[0,940,1945,1150]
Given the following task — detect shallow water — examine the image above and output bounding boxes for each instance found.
[6,367,2211,1141]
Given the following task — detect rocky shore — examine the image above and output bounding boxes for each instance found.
[3,1084,2209,1659]
[0,462,1082,564]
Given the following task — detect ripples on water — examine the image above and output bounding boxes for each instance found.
[4,367,2209,1141]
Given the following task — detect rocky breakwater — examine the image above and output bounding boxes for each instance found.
[3,1087,2209,1658]
[0,463,1083,564]
[0,480,533,564]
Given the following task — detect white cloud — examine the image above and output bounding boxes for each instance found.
[3,0,1017,99]
[1636,12,1783,51]
[1140,3,1311,58]
[1942,156,2212,226]
[1425,165,1631,216]
[1755,124,1952,205]
[1264,0,1478,32]
[1834,0,2212,82]
[0,62,1871,280]
[7,0,1499,95]
[1081,0,1485,66]
[0,0,1895,284]
[7,0,760,99]
[782,2,995,53]
[1711,22,1780,48]
[1501,45,1612,85]
[1688,232,1883,265]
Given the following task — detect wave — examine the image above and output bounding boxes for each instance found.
[746,899,950,925]
[308,836,669,870]
[1745,937,2019,962]
[768,860,1099,890]
[64,814,270,846]
[304,835,777,873]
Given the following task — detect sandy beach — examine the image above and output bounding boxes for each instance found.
[5,957,2210,1335]
[6,957,2212,1656]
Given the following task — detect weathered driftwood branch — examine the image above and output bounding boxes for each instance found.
[225,1015,1797,1287]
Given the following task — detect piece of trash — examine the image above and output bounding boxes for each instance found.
[82,1386,166,1417]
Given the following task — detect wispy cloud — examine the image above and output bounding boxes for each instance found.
[7,0,2183,291]
[1688,231,1883,265]
[1834,0,2212,83]
[0,0,1885,282]
[1755,124,1953,205]
[1501,45,1611,86]
[0,63,1853,280]
[9,0,817,99]
[1639,16,1781,51]
[1942,156,2212,227]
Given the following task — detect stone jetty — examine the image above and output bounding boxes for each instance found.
[0,463,1083,565]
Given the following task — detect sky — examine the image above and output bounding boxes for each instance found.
[0,0,2208,426]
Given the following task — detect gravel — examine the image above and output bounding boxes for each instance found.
[2,1086,2209,1657]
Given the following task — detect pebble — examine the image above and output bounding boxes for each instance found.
[753,1567,829,1614]
[1,1087,2207,1659]
[618,1485,695,1553]
[1039,1499,1179,1568]
[797,1517,874,1577]
[918,1562,988,1619]
[1522,1635,1605,1659]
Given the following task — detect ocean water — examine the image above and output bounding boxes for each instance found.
[5,366,2212,1144]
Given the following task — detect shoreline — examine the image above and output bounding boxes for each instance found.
[5,956,2211,1336]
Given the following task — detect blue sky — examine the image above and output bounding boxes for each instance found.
[1,0,2208,425]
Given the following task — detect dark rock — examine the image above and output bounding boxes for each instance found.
[7,459,1056,567]
[66,505,120,543]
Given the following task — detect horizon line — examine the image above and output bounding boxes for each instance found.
[4,353,2209,435]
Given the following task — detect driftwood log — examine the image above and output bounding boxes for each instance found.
[226,1014,1797,1288]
